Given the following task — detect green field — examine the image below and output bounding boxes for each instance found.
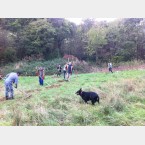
[0,70,145,126]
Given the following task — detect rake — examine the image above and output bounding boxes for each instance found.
[16,88,32,99]
[0,76,6,81]
[39,76,51,86]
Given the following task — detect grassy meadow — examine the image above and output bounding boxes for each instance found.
[0,69,145,126]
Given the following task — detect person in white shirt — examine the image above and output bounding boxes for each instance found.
[108,62,113,73]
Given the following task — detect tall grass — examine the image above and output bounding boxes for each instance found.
[0,69,145,126]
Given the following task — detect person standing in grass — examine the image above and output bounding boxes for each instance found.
[66,62,73,81]
[108,62,113,73]
[57,64,62,77]
[4,72,21,100]
[63,63,68,80]
[37,67,45,86]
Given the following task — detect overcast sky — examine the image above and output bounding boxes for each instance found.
[66,18,117,25]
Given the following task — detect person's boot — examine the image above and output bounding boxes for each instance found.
[6,96,9,100]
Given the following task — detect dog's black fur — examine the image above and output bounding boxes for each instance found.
[75,88,99,105]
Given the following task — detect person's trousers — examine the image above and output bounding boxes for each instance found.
[109,68,113,73]
[39,77,43,85]
[57,71,61,76]
[5,82,13,98]
[63,70,66,79]
[67,72,72,80]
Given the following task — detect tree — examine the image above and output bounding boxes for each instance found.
[48,18,76,57]
[15,19,55,60]
[87,23,107,64]
[0,27,16,64]
[117,18,144,61]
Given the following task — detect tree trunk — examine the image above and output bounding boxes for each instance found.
[57,40,63,57]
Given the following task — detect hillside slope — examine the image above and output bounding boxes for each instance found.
[0,70,145,126]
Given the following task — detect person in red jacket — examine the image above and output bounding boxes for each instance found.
[37,67,45,86]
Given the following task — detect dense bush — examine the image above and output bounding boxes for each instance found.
[0,58,67,76]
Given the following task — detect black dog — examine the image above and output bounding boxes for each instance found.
[75,88,99,105]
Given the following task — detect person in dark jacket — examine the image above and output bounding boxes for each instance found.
[63,63,68,80]
[108,62,113,73]
[57,64,62,77]
[66,62,73,81]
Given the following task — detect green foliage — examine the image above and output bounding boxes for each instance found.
[0,58,66,76]
[87,25,107,53]
[16,19,55,59]
[87,24,107,63]
[3,48,17,62]
[0,58,97,76]
[1,18,145,65]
